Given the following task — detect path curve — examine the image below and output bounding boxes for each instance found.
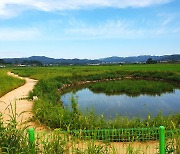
[0,72,46,130]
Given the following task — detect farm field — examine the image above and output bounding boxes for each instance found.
[0,69,25,97]
[8,63,180,130]
[11,63,180,80]
[0,64,180,153]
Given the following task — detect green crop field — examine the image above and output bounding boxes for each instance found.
[8,64,180,131]
[0,69,25,97]
[1,64,180,130]
[0,63,180,153]
[11,64,180,80]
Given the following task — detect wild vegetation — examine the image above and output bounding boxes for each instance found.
[0,106,116,154]
[0,64,180,153]
[9,64,180,131]
[88,80,176,96]
[0,69,25,97]
[0,106,179,153]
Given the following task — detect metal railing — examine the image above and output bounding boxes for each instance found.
[27,126,180,154]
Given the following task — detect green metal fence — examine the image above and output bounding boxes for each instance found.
[28,126,180,154]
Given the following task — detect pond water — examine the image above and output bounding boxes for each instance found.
[61,88,180,119]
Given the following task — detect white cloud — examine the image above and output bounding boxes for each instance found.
[64,18,180,39]
[65,20,134,39]
[0,16,179,41]
[0,0,172,18]
[157,13,176,26]
[0,27,41,40]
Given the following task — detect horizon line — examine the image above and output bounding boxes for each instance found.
[1,53,180,60]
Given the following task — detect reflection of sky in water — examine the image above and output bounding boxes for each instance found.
[61,88,180,119]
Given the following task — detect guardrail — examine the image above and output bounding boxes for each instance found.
[28,126,179,154]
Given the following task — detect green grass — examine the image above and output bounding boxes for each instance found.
[0,69,25,97]
[8,64,180,130]
[1,59,180,153]
[0,111,179,153]
[88,80,175,96]
[11,64,180,80]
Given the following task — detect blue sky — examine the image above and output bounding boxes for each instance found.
[0,0,180,59]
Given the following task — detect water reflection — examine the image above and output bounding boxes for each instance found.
[61,87,180,119]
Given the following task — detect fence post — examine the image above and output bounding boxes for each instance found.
[159,126,165,154]
[28,128,35,145]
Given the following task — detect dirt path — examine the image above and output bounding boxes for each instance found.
[0,72,46,130]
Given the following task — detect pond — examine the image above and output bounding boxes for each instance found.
[61,81,180,119]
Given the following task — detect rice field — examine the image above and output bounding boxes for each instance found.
[0,69,25,97]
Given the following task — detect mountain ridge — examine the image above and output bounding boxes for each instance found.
[2,54,180,65]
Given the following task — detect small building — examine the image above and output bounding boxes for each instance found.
[17,64,27,67]
[0,65,5,68]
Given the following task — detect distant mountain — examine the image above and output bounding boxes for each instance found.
[3,56,100,65]
[159,54,180,61]
[3,54,180,65]
[99,54,180,63]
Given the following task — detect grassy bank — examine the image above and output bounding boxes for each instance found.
[0,70,25,97]
[10,64,180,130]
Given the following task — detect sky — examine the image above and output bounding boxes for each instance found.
[0,0,180,59]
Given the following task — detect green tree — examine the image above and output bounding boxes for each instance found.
[0,59,5,64]
[146,58,157,64]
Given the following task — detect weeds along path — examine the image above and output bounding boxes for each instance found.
[0,72,46,131]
